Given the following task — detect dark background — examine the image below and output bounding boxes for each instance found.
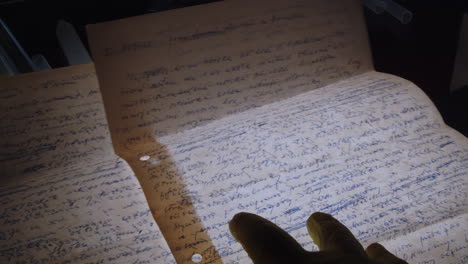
[1,0,467,136]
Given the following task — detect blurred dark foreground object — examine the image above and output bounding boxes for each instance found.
[229,212,408,264]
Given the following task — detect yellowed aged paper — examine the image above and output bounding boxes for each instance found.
[0,64,175,263]
[88,0,372,150]
[88,0,372,262]
[88,0,468,263]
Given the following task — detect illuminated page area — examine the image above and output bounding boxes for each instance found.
[87,0,372,262]
[0,64,175,264]
[380,214,468,263]
[153,71,468,263]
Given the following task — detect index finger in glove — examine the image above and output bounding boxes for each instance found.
[306,212,366,257]
[229,212,308,264]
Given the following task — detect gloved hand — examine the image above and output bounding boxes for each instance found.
[229,212,408,264]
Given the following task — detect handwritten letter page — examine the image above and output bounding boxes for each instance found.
[87,0,468,263]
[156,72,468,263]
[0,64,175,263]
[88,0,373,262]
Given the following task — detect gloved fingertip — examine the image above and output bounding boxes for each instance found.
[229,212,306,264]
[366,243,408,264]
[306,212,365,255]
[309,212,333,221]
[229,212,258,237]
[366,243,386,254]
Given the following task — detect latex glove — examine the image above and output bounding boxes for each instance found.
[229,212,408,264]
